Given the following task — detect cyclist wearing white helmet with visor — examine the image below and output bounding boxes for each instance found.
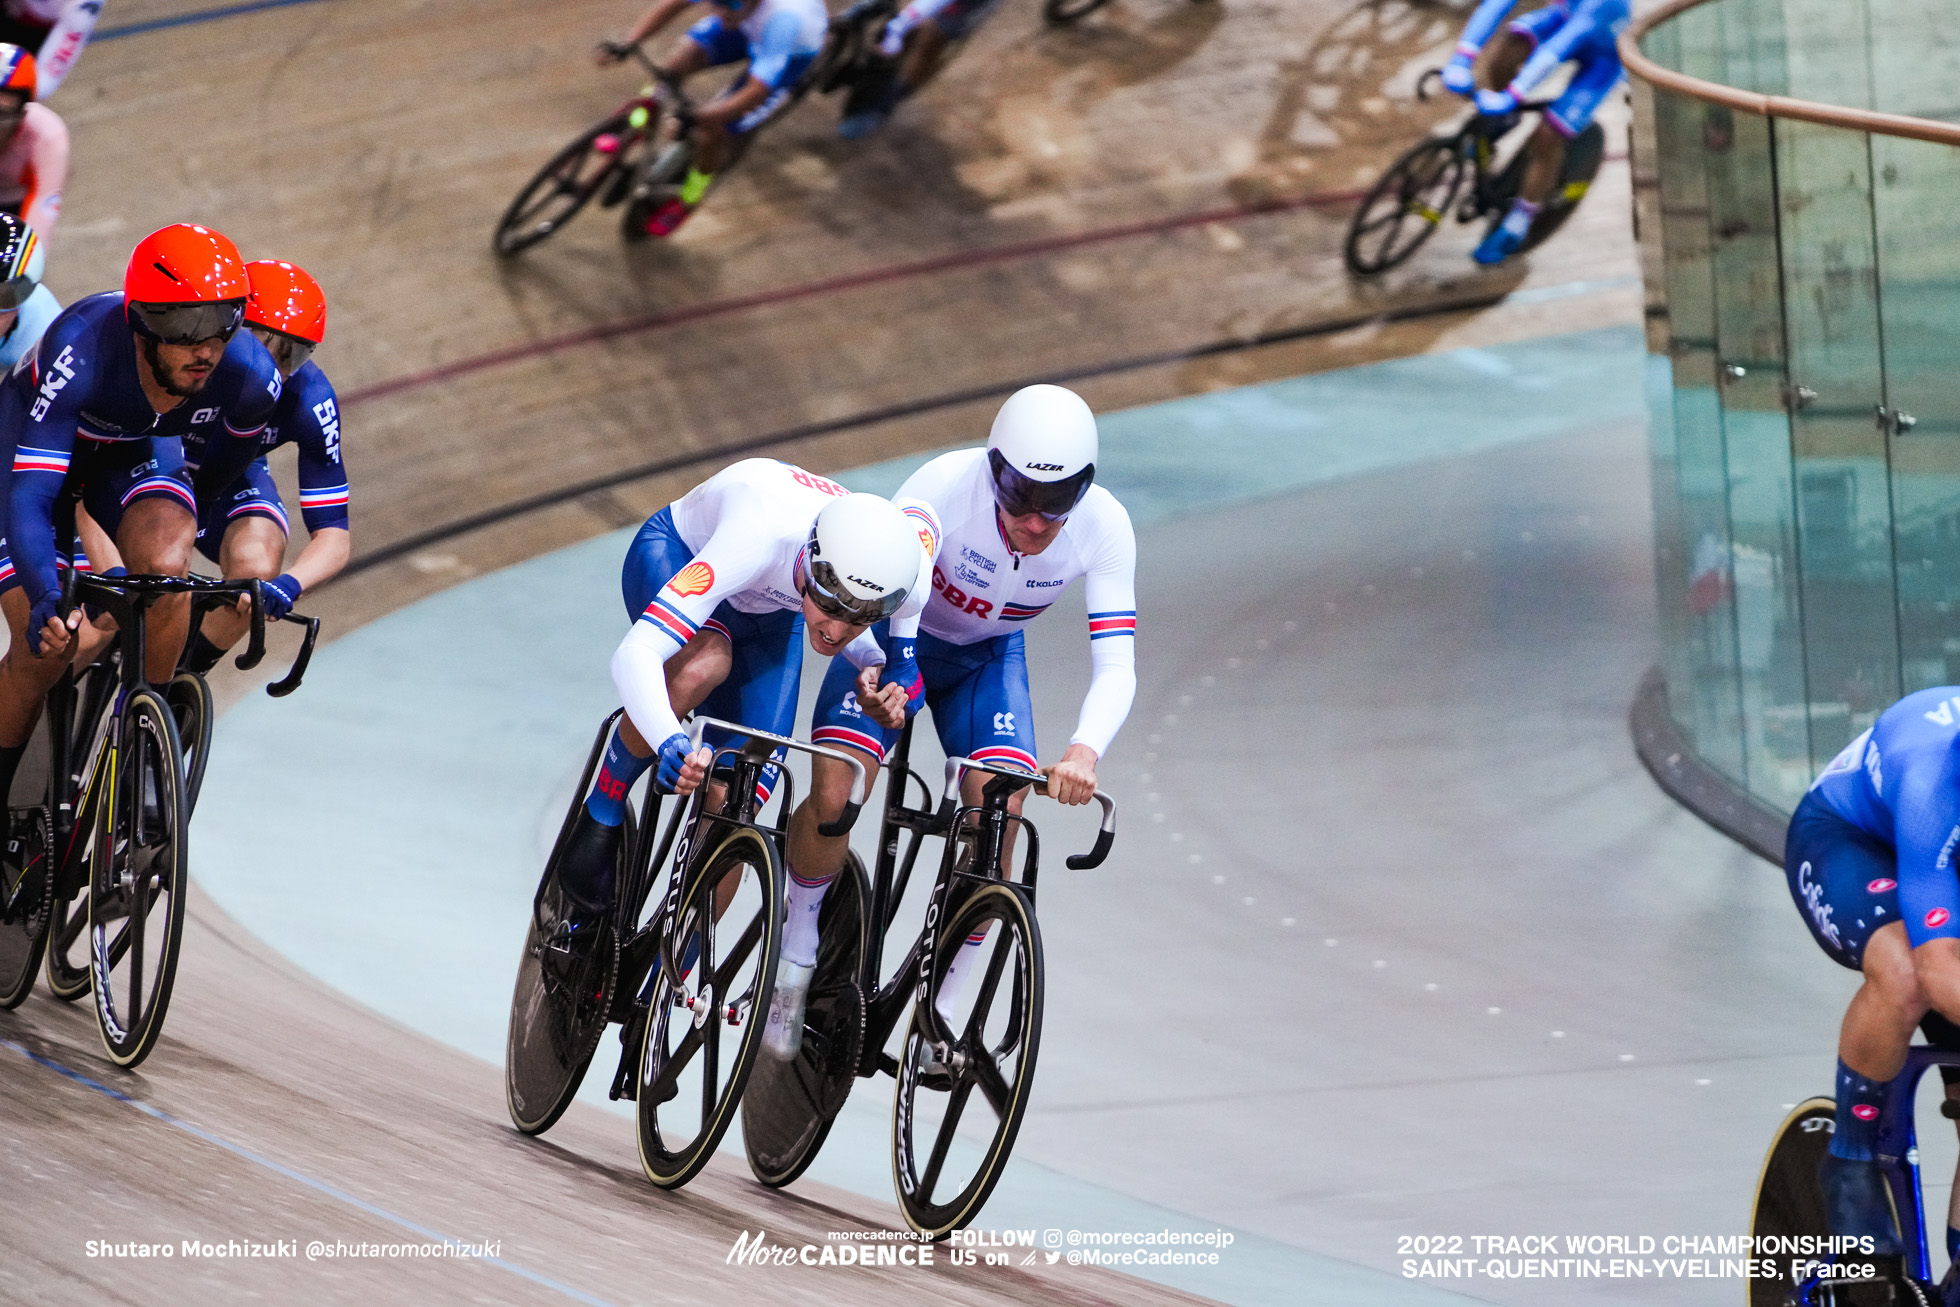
[0,209,52,369]
[555,458,937,926]
[764,384,1138,1059]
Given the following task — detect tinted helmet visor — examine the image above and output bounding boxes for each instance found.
[0,271,35,311]
[129,298,246,345]
[805,556,908,626]
[988,448,1094,522]
[250,325,316,378]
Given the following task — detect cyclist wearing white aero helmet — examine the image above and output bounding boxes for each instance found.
[556,458,938,923]
[765,384,1139,1059]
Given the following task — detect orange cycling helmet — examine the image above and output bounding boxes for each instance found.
[124,224,250,344]
[244,259,325,377]
[0,45,36,101]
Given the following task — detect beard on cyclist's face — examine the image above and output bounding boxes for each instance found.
[141,335,226,399]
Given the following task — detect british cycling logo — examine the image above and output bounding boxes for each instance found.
[1796,862,1841,947]
[959,546,996,574]
[668,562,715,598]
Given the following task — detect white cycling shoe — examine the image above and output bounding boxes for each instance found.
[763,958,816,1061]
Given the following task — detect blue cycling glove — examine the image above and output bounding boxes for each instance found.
[1440,53,1477,96]
[1475,86,1520,118]
[880,641,925,719]
[262,573,303,622]
[82,566,127,623]
[25,588,62,655]
[654,731,697,793]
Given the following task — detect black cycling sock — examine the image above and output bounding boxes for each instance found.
[0,741,24,806]
[184,631,224,676]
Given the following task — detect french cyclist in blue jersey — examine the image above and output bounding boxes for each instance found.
[176,259,347,672]
[0,211,54,374]
[598,0,827,237]
[0,223,280,808]
[1439,0,1629,265]
[1786,687,1960,1274]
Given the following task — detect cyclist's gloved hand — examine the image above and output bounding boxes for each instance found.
[261,573,303,622]
[82,566,126,623]
[880,641,925,719]
[654,731,697,793]
[1440,54,1478,97]
[596,39,632,65]
[25,588,61,655]
[1475,86,1519,118]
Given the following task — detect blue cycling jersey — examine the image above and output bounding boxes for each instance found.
[0,284,59,373]
[1458,0,1630,98]
[1809,686,1960,948]
[0,291,280,603]
[181,359,348,533]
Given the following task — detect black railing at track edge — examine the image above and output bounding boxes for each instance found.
[1629,665,1787,868]
[339,287,1517,581]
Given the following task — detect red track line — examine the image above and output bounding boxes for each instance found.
[339,187,1364,409]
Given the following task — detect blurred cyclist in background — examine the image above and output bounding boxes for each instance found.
[1439,0,1628,265]
[838,0,999,140]
[597,0,827,237]
[0,44,64,243]
[0,211,54,370]
[179,259,347,671]
[0,0,99,99]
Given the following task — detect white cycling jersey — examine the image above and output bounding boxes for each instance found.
[611,458,938,748]
[897,448,1137,758]
[3,0,99,97]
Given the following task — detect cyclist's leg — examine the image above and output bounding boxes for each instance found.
[1786,791,1918,1252]
[85,441,197,685]
[191,465,290,662]
[1523,50,1620,205]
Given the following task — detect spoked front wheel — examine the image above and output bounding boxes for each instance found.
[636,825,783,1189]
[1344,137,1466,276]
[88,688,188,1068]
[892,882,1044,1238]
[493,115,634,257]
[0,714,53,1008]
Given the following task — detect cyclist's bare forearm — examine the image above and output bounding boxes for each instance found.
[286,525,350,594]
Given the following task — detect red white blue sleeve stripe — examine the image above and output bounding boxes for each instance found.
[300,483,349,511]
[11,446,70,476]
[1000,601,1050,622]
[639,595,700,646]
[1087,609,1137,640]
[120,475,197,513]
[902,504,941,554]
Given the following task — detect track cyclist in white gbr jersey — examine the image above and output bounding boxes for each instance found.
[764,384,1139,1058]
[554,458,938,929]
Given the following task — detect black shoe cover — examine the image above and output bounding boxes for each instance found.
[558,808,621,916]
[1818,1153,1905,1256]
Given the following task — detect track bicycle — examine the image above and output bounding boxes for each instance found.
[739,716,1116,1237]
[1343,67,1605,276]
[1044,0,1213,27]
[0,568,318,1067]
[1751,1047,1960,1305]
[505,713,868,1192]
[494,36,819,254]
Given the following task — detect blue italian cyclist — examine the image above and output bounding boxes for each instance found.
[762,384,1138,1060]
[1439,0,1629,265]
[598,0,827,238]
[1785,687,1960,1284]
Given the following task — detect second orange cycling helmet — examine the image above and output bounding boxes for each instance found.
[243,259,325,377]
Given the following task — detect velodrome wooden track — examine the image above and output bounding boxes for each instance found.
[0,0,1643,1302]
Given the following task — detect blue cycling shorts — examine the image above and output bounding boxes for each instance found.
[1507,7,1624,139]
[195,458,288,565]
[1784,790,1907,971]
[0,435,195,596]
[811,628,1037,773]
[622,506,801,798]
[923,0,1004,41]
[685,15,818,134]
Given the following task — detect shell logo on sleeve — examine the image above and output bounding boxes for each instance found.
[668,561,715,598]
